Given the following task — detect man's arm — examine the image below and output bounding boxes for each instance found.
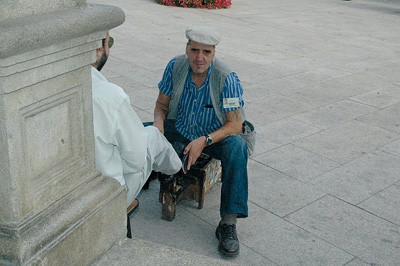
[114,98,148,173]
[153,91,171,134]
[184,108,242,170]
[208,108,243,143]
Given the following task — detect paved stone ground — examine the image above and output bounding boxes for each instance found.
[91,0,400,265]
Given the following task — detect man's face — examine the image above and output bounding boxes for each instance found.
[96,33,111,71]
[186,41,215,76]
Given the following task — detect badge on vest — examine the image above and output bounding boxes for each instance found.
[223,98,240,108]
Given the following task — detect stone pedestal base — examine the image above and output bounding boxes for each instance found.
[1,176,125,266]
[0,2,126,265]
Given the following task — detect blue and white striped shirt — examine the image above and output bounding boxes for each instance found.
[158,57,244,141]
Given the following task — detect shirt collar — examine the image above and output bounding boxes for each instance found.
[91,66,108,82]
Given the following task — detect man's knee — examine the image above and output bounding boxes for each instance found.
[225,135,247,154]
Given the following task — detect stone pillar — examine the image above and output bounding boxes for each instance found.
[0,1,126,265]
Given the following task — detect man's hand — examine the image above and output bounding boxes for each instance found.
[183,136,206,171]
[182,109,243,171]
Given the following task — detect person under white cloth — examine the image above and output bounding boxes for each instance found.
[91,33,182,237]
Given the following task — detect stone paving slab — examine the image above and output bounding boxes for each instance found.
[247,160,327,217]
[356,103,400,133]
[309,150,400,204]
[240,204,355,266]
[93,238,235,266]
[104,57,161,88]
[252,144,341,182]
[286,196,400,265]
[349,85,400,109]
[345,258,371,266]
[358,184,400,226]
[254,117,321,154]
[379,138,400,157]
[365,62,400,85]
[294,120,400,164]
[292,99,377,130]
[245,91,311,126]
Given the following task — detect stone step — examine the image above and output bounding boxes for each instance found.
[92,238,235,266]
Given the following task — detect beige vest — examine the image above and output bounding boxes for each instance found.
[167,54,246,124]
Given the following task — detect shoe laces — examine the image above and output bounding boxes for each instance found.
[221,224,238,240]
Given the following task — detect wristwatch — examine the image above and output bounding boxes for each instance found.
[205,134,213,146]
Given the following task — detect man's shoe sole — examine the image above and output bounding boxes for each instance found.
[218,245,239,257]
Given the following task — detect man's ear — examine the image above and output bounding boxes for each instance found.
[92,47,103,68]
[96,47,103,58]
[185,45,189,56]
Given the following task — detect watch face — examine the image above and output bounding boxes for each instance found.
[206,136,212,145]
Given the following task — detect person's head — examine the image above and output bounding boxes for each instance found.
[93,32,114,71]
[185,27,220,77]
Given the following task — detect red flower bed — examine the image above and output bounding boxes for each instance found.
[156,0,232,9]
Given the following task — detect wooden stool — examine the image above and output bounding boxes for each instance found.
[159,154,221,221]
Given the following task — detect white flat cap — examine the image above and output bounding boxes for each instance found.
[185,26,221,46]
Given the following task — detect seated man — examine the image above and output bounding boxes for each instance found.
[154,26,249,257]
[91,33,182,237]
